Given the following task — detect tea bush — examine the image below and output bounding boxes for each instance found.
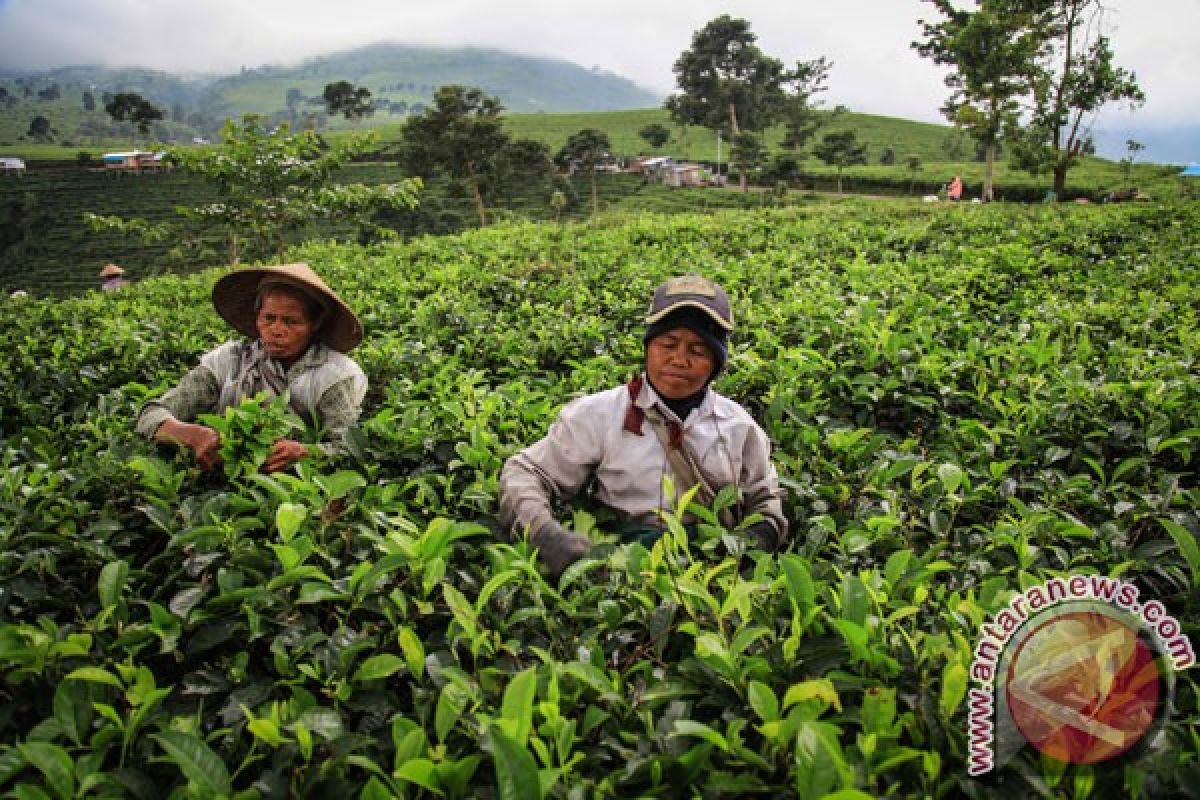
[0,200,1197,797]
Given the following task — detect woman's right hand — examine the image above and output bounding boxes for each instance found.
[156,420,223,472]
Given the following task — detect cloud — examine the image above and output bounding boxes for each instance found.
[0,0,1195,143]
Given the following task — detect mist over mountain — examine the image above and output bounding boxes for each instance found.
[0,43,663,116]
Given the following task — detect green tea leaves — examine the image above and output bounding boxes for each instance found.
[150,732,232,797]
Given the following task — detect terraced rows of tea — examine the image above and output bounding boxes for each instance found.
[0,167,776,297]
[1,201,1197,797]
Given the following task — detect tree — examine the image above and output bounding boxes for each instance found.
[638,123,671,150]
[556,128,612,215]
[322,81,374,121]
[86,116,421,263]
[1007,0,1144,197]
[500,138,557,194]
[904,153,923,195]
[28,116,53,141]
[1120,138,1144,181]
[400,86,511,227]
[813,130,867,194]
[942,131,968,159]
[105,92,165,136]
[82,91,95,112]
[730,132,766,192]
[975,139,1003,161]
[914,0,1044,202]
[768,154,803,186]
[880,147,897,166]
[665,15,832,190]
[779,58,833,154]
[549,190,568,223]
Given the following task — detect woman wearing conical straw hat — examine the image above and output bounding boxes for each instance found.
[135,263,367,474]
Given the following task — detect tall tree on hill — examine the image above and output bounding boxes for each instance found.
[401,86,511,226]
[904,154,923,195]
[27,115,54,141]
[638,123,671,150]
[813,130,868,194]
[105,92,165,136]
[500,138,557,194]
[914,0,1045,202]
[1006,0,1144,198]
[730,133,766,192]
[323,81,375,121]
[82,90,95,112]
[556,128,612,216]
[1120,138,1144,180]
[666,15,831,190]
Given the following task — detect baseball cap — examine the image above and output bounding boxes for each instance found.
[644,275,734,332]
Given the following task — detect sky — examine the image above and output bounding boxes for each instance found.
[0,0,1196,163]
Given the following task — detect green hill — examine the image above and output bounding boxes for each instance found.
[202,43,661,117]
[0,44,662,149]
[495,108,965,164]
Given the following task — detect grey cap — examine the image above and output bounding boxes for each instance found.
[644,274,734,332]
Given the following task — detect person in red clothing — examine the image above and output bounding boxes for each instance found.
[947,175,963,202]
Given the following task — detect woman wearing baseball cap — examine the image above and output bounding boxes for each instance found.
[135,262,367,474]
[499,274,787,577]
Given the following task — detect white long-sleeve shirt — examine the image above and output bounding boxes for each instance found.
[499,376,787,538]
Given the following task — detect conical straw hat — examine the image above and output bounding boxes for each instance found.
[99,263,125,278]
[211,262,363,352]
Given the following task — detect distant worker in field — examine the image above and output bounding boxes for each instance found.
[135,262,367,473]
[947,175,963,202]
[99,263,129,291]
[499,274,788,577]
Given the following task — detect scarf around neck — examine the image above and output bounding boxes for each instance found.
[218,339,291,411]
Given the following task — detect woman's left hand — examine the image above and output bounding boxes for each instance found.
[262,439,312,473]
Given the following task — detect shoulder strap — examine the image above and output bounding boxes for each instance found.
[634,380,737,529]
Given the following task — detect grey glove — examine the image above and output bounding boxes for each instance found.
[746,520,781,554]
[530,521,591,578]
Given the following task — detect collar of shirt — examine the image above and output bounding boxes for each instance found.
[281,340,330,377]
[634,372,733,427]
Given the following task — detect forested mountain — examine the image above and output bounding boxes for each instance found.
[0,43,662,144]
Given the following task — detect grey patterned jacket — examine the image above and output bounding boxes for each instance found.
[135,340,367,455]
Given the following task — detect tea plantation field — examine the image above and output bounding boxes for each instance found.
[1,201,1197,797]
[0,167,783,298]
